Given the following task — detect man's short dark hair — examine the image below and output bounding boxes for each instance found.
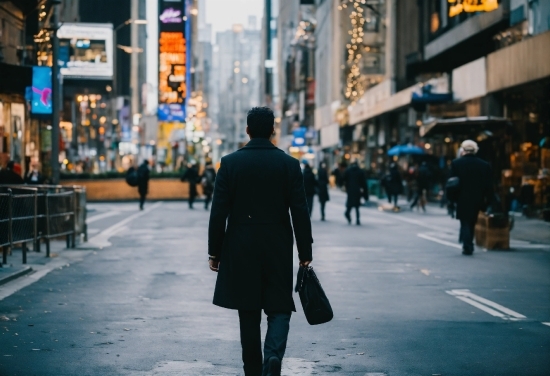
[247,107,275,138]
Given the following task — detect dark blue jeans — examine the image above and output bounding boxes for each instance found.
[238,310,292,376]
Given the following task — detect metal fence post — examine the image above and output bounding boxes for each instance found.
[72,188,77,248]
[45,192,51,258]
[33,191,38,253]
[7,189,13,263]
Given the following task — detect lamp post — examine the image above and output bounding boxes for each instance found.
[51,0,62,184]
[112,19,147,98]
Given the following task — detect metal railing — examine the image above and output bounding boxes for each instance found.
[0,185,87,265]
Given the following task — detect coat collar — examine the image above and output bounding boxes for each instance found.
[241,138,277,150]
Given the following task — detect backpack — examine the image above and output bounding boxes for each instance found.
[126,168,139,187]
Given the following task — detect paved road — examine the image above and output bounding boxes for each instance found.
[0,194,549,375]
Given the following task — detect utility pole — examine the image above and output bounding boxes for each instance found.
[131,0,139,119]
[51,0,62,184]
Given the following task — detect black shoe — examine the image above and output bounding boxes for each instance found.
[344,212,351,224]
[321,217,325,221]
[356,220,361,226]
[462,247,474,255]
[266,357,281,376]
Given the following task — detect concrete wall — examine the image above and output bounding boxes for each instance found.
[62,179,203,202]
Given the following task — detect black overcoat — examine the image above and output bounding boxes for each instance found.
[182,167,199,198]
[208,138,313,312]
[344,165,367,207]
[137,164,150,195]
[302,166,317,197]
[450,154,493,222]
[317,168,330,203]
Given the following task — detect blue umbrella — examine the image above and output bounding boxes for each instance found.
[387,145,425,156]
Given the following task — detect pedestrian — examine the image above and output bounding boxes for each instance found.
[317,162,330,221]
[331,163,343,189]
[137,160,150,210]
[343,160,368,225]
[0,161,24,185]
[410,161,430,212]
[24,161,44,185]
[181,163,199,209]
[382,163,403,210]
[302,162,317,217]
[208,107,313,376]
[201,162,217,210]
[449,140,493,255]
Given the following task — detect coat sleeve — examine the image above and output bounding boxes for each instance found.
[208,158,231,258]
[289,160,313,262]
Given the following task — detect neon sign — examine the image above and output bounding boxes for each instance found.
[159,32,186,104]
[159,8,182,24]
[448,0,498,17]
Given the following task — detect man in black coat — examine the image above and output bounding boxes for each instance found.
[343,160,367,225]
[302,162,317,217]
[208,107,313,376]
[137,160,150,210]
[182,163,199,209]
[450,140,493,255]
[317,162,330,221]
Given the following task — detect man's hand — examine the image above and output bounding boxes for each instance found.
[209,258,220,272]
[299,260,311,268]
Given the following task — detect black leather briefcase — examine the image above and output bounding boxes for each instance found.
[295,266,333,325]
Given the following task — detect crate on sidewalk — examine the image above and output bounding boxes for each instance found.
[475,212,511,250]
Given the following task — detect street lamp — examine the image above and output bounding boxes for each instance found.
[112,19,148,97]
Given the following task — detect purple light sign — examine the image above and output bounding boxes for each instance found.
[160,8,182,23]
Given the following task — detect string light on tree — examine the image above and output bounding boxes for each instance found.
[339,0,368,104]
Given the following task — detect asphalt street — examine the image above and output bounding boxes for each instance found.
[0,193,549,375]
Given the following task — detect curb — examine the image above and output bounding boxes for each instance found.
[0,266,34,286]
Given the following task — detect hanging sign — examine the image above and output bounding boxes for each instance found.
[448,0,499,17]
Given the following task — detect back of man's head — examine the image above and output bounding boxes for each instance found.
[460,140,479,155]
[247,107,274,139]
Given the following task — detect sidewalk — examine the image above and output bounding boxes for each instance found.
[331,188,550,245]
[0,240,94,287]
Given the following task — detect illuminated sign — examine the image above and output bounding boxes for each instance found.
[31,66,52,115]
[448,0,499,17]
[57,23,114,79]
[160,8,182,23]
[159,32,186,104]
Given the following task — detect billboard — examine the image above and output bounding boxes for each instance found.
[159,0,186,106]
[57,23,114,79]
[158,104,186,121]
[31,66,52,115]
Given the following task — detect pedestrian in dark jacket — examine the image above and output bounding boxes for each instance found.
[201,162,217,210]
[317,162,330,221]
[450,140,493,255]
[182,163,199,209]
[24,162,44,185]
[0,161,24,185]
[410,162,431,212]
[302,162,317,217]
[208,107,313,376]
[137,160,150,210]
[343,161,367,225]
[382,163,402,209]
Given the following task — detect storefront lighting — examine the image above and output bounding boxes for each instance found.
[106,85,112,92]
[444,137,451,143]
[77,95,83,102]
[416,120,422,126]
[201,140,209,146]
[425,143,432,150]
[234,68,240,74]
[242,78,248,84]
[216,139,223,145]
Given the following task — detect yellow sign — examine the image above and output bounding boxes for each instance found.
[448,0,498,17]
[159,32,186,104]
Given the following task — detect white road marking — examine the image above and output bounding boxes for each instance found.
[86,211,120,224]
[418,233,462,249]
[455,296,506,318]
[542,322,550,327]
[447,289,526,320]
[420,269,431,276]
[88,202,162,247]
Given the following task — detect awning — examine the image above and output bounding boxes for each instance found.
[419,116,511,138]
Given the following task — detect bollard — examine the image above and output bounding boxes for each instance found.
[46,239,50,258]
[2,246,7,265]
[22,242,27,264]
[45,192,51,258]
